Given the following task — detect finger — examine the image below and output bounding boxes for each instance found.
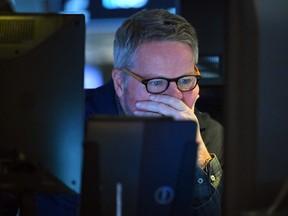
[136,101,178,117]
[191,94,200,112]
[133,110,163,117]
[149,95,187,111]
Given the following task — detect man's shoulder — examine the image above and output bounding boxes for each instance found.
[85,79,118,118]
[85,79,115,98]
[195,109,223,131]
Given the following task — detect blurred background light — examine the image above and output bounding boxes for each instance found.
[102,0,148,9]
[84,65,104,89]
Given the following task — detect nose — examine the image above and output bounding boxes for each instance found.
[163,81,183,99]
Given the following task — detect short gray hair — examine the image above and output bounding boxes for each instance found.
[113,9,199,70]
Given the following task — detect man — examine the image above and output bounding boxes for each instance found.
[85,9,223,215]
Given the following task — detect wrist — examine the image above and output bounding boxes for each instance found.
[201,156,213,170]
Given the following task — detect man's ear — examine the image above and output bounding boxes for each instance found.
[112,68,124,98]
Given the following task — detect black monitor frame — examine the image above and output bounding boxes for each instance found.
[0,13,85,215]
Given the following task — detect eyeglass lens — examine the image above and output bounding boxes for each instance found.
[146,76,198,93]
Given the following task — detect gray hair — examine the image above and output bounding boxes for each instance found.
[113,9,199,70]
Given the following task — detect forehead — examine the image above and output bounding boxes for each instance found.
[134,41,195,78]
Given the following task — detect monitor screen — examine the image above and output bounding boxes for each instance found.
[0,13,85,193]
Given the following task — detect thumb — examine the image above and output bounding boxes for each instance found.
[191,94,200,112]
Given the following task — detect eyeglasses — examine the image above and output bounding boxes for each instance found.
[120,66,201,94]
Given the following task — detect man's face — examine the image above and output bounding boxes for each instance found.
[113,41,200,116]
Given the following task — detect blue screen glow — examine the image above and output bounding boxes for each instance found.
[102,0,148,9]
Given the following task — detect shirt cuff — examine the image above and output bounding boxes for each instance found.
[192,154,223,207]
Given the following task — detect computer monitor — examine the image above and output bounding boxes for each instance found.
[80,116,198,216]
[0,13,85,194]
[223,0,288,215]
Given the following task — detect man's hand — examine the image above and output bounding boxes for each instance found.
[134,94,197,120]
[133,94,212,168]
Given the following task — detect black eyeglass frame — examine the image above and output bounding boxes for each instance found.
[120,66,201,94]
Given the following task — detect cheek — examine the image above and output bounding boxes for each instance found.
[124,81,150,110]
[182,85,200,108]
